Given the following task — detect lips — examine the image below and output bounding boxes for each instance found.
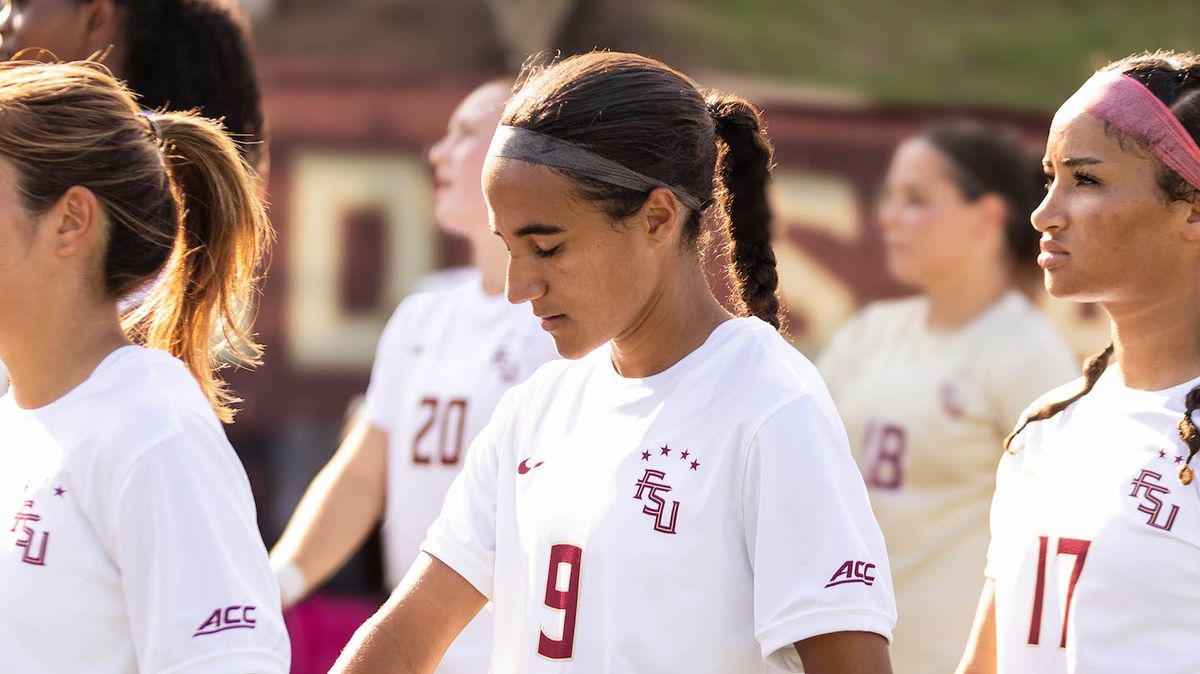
[1038,239,1069,270]
[535,313,567,332]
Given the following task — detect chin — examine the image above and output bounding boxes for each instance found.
[549,330,605,360]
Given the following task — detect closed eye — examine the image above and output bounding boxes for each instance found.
[533,244,561,259]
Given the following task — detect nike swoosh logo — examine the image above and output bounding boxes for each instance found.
[517,458,545,474]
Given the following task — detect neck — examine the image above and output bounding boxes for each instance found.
[471,231,509,297]
[610,261,732,378]
[1,298,129,409]
[1106,286,1200,390]
[922,259,1013,332]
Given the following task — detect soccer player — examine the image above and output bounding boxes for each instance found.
[818,121,1077,672]
[268,79,557,673]
[0,61,286,672]
[332,51,896,674]
[957,51,1200,674]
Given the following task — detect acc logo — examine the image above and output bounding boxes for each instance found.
[824,560,877,588]
[193,605,257,637]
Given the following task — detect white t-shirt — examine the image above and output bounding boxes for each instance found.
[986,366,1200,674]
[0,359,7,397]
[422,317,896,673]
[363,275,557,672]
[0,346,290,674]
[818,291,1077,672]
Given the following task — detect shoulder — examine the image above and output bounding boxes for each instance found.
[823,295,924,356]
[72,348,236,486]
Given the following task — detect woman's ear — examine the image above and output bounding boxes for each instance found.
[638,187,684,249]
[48,186,102,259]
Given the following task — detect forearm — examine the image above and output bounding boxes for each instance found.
[331,553,486,674]
[793,631,892,674]
[270,421,387,605]
[957,580,998,674]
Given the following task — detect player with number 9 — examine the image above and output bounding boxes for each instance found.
[332,51,896,674]
[957,51,1200,674]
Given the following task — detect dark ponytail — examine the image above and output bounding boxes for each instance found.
[502,52,781,328]
[706,93,780,328]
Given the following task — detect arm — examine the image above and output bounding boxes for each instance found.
[330,552,486,674]
[793,632,892,674]
[269,415,388,608]
[956,580,997,674]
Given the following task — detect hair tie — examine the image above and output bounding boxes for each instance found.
[487,125,704,210]
[139,109,162,143]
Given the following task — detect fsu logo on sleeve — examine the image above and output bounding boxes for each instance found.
[631,444,700,535]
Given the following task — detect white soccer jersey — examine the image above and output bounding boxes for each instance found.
[422,317,896,673]
[986,367,1200,674]
[0,346,289,673]
[363,273,557,672]
[818,291,1077,673]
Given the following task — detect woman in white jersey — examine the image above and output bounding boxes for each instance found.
[332,51,896,674]
[818,121,1078,672]
[268,80,556,671]
[0,0,267,403]
[0,61,287,672]
[956,51,1200,674]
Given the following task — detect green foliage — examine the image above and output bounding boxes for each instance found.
[646,0,1200,109]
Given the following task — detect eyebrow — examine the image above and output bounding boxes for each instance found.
[509,223,565,237]
[1043,156,1103,167]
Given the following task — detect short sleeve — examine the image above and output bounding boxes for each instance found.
[419,388,516,600]
[984,446,1024,581]
[362,300,416,431]
[742,395,897,671]
[106,436,290,673]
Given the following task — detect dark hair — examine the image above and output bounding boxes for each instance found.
[0,61,270,422]
[918,120,1043,271]
[501,51,781,328]
[1007,51,1200,483]
[109,0,266,169]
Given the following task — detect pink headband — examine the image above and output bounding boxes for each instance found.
[1058,70,1200,190]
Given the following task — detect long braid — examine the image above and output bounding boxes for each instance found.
[706,92,782,330]
[1004,344,1114,452]
[1176,385,1200,484]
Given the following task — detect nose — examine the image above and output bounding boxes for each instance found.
[428,134,449,168]
[1030,185,1061,233]
[505,254,546,305]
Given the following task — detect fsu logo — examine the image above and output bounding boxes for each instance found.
[10,500,49,566]
[631,444,700,535]
[633,469,679,535]
[824,560,877,588]
[1128,468,1180,531]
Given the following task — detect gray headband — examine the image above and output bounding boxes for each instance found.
[487,125,705,211]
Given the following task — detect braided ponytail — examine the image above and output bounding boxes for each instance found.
[1004,344,1114,451]
[705,92,781,329]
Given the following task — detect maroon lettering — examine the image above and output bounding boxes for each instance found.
[1128,469,1180,531]
[193,605,259,637]
[538,544,583,660]
[862,421,907,490]
[11,500,48,566]
[1028,536,1090,648]
[632,469,679,535]
[411,397,469,466]
[824,559,877,587]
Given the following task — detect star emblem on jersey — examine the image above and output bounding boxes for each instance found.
[631,443,700,535]
[517,458,545,475]
[53,486,66,497]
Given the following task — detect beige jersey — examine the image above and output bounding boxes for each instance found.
[818,291,1077,673]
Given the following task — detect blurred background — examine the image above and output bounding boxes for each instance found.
[221,0,1198,667]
